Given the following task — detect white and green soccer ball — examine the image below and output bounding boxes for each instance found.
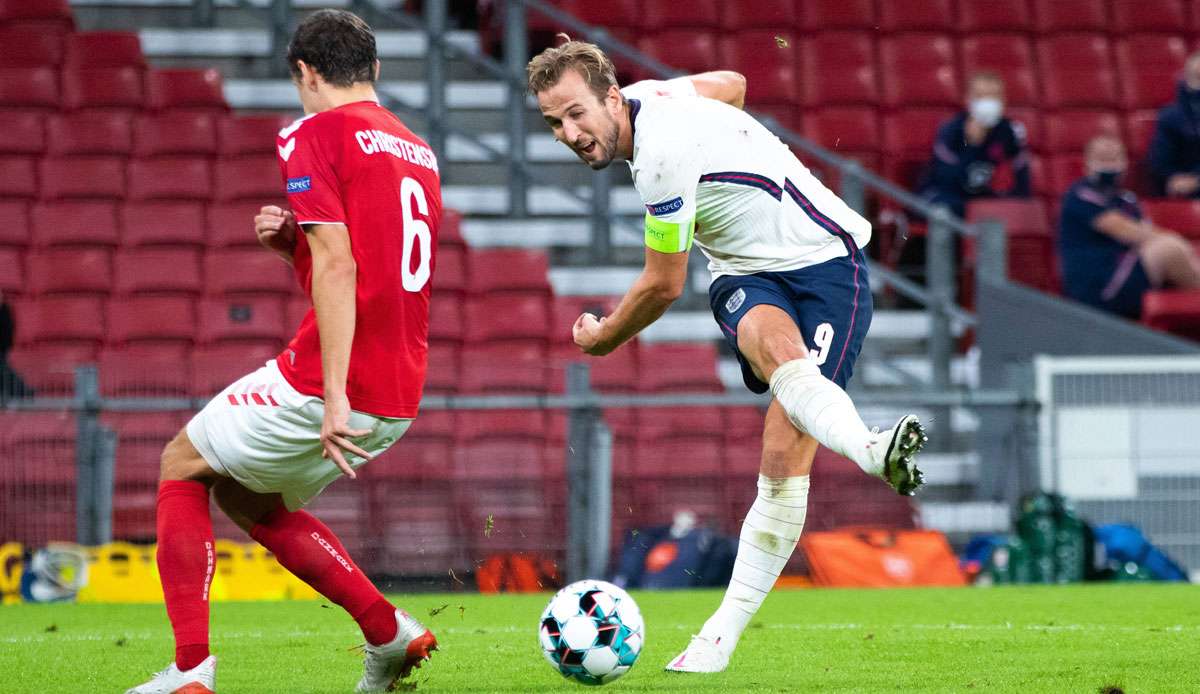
[538,579,644,686]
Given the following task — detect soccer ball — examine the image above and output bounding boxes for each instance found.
[538,579,644,685]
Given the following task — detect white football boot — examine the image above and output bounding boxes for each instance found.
[664,635,729,673]
[868,414,927,496]
[356,609,438,693]
[125,655,216,694]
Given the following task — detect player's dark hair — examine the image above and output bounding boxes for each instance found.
[287,9,377,88]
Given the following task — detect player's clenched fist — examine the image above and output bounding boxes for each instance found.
[254,205,298,261]
[573,312,610,356]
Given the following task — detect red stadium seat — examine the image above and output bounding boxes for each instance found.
[1143,200,1200,238]
[641,0,718,29]
[146,69,227,113]
[882,109,954,159]
[62,66,144,111]
[1043,110,1123,154]
[204,248,294,296]
[0,413,78,499]
[39,157,126,200]
[46,111,132,156]
[455,441,548,480]
[133,112,218,156]
[0,156,37,199]
[7,343,94,394]
[31,201,119,247]
[0,67,59,108]
[198,296,286,345]
[64,32,145,68]
[880,34,960,108]
[26,248,112,295]
[719,31,799,106]
[1126,110,1159,160]
[878,0,955,32]
[127,157,213,201]
[800,0,877,31]
[1142,289,1200,340]
[1116,36,1188,111]
[219,115,291,156]
[554,0,639,28]
[635,406,723,475]
[213,156,281,201]
[0,200,29,246]
[114,248,203,295]
[0,29,65,66]
[464,293,550,342]
[800,33,877,106]
[1046,154,1086,198]
[98,346,191,397]
[720,0,796,29]
[751,105,801,134]
[1031,0,1108,33]
[0,247,23,295]
[189,343,278,396]
[1111,0,1186,33]
[0,111,45,155]
[957,0,1034,32]
[436,245,466,294]
[106,296,196,346]
[461,342,550,393]
[122,201,207,248]
[438,208,464,248]
[802,107,880,157]
[549,341,638,393]
[1037,34,1118,108]
[637,343,723,392]
[635,31,717,78]
[15,296,105,345]
[428,293,463,341]
[0,0,73,33]
[466,249,549,294]
[424,340,459,395]
[205,201,265,248]
[966,199,1058,293]
[960,35,1039,107]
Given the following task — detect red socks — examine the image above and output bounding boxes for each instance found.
[251,507,398,645]
[156,480,214,671]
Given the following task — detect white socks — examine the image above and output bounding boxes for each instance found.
[699,474,809,654]
[768,357,882,476]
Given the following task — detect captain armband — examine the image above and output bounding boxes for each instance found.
[643,214,695,254]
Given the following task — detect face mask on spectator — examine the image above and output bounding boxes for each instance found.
[1092,169,1123,188]
[969,97,1003,128]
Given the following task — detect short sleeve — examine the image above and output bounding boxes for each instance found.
[620,77,698,101]
[635,138,702,254]
[277,117,345,225]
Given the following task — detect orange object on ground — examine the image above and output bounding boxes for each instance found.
[800,528,966,587]
[476,553,560,593]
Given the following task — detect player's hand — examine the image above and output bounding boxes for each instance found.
[1166,174,1200,198]
[254,205,298,259]
[573,312,611,356]
[320,394,374,479]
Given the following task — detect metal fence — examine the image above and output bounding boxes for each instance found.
[1035,355,1200,573]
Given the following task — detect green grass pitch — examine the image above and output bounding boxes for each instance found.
[3,583,1198,692]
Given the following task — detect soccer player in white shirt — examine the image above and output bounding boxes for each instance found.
[528,39,927,673]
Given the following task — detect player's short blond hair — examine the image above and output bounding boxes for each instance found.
[526,35,618,101]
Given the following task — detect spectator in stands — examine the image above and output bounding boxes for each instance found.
[1059,135,1200,319]
[918,71,1031,218]
[0,292,32,401]
[1149,51,1200,198]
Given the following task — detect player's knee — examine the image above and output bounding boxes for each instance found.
[745,332,806,381]
[159,430,209,482]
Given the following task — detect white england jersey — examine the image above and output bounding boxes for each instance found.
[620,79,871,279]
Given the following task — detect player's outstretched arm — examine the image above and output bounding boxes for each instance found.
[573,247,689,356]
[305,222,374,477]
[687,70,746,110]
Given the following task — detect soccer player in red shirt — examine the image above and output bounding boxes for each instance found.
[127,11,441,694]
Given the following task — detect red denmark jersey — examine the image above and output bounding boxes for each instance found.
[274,100,441,418]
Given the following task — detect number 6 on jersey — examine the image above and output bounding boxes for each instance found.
[400,176,432,292]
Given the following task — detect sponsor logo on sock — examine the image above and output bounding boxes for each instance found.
[201,541,214,601]
[311,532,354,573]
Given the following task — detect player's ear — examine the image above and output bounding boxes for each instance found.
[373,60,381,82]
[605,84,622,113]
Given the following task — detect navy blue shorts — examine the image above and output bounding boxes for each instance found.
[708,251,873,393]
